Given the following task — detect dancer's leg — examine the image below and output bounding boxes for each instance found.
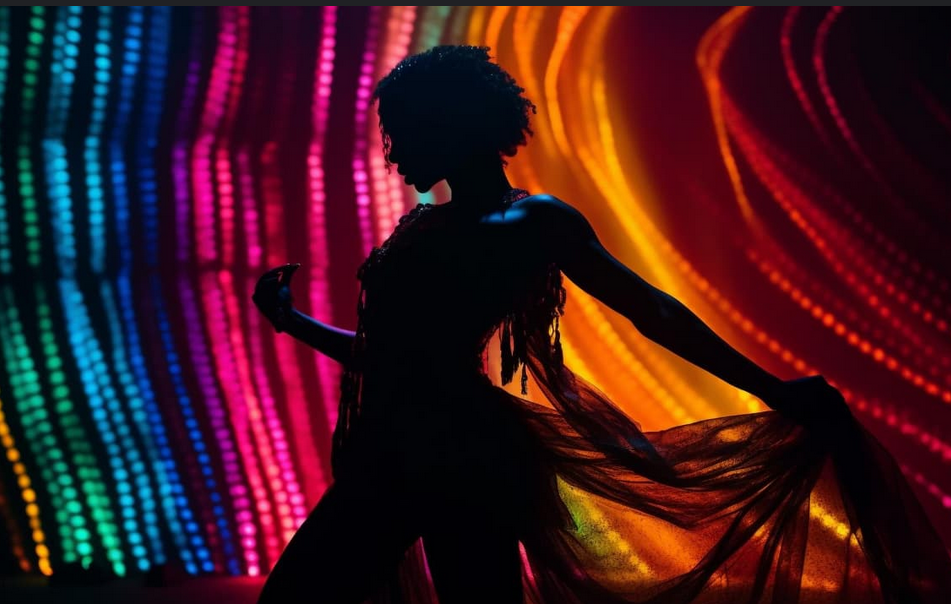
[257,478,418,604]
[422,521,523,604]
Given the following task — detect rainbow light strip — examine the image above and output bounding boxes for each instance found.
[0,9,49,576]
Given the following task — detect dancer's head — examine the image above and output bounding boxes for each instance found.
[372,45,536,193]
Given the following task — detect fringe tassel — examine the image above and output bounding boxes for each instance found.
[500,311,531,395]
[332,285,367,477]
[500,316,514,385]
[332,203,433,476]
[498,263,567,397]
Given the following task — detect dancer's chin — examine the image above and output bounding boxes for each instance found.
[413,181,435,193]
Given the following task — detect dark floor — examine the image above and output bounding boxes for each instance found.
[1,575,266,604]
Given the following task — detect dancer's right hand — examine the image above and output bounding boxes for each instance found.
[253,263,300,333]
[766,375,853,434]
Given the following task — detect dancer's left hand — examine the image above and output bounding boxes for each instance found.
[253,263,300,333]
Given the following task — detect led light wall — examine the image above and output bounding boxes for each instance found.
[0,6,948,576]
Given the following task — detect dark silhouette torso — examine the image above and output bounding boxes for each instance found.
[343,198,552,530]
[362,201,543,368]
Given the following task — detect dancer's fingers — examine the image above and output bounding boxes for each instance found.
[278,263,301,285]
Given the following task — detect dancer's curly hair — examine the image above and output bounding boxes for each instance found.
[372,45,537,167]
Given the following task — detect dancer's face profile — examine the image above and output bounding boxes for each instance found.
[381,112,466,194]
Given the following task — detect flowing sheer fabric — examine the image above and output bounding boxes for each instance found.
[333,194,951,604]
[511,326,951,604]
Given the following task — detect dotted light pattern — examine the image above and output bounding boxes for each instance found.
[0,306,66,545]
[496,7,723,431]
[353,6,383,254]
[135,7,228,574]
[86,7,110,274]
[695,6,951,510]
[691,180,951,454]
[704,60,951,429]
[240,133,318,517]
[476,3,951,548]
[0,459,27,572]
[254,8,324,511]
[169,7,252,576]
[16,7,46,269]
[192,6,276,576]
[52,6,158,572]
[724,103,951,404]
[32,6,129,575]
[208,8,297,566]
[54,279,139,573]
[690,179,951,513]
[106,6,211,572]
[0,288,65,575]
[0,7,12,274]
[306,6,343,475]
[0,8,48,576]
[0,10,80,573]
[0,6,949,577]
[366,5,416,240]
[235,27,313,543]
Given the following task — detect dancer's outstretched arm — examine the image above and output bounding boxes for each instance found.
[252,263,355,366]
[283,309,355,366]
[524,195,787,403]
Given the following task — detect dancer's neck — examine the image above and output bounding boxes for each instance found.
[444,153,514,210]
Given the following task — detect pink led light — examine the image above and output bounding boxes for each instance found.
[902,463,951,511]
[780,7,837,156]
[692,89,951,485]
[254,8,325,516]
[219,268,295,560]
[813,7,938,246]
[382,8,416,219]
[352,6,383,257]
[213,4,249,268]
[204,38,290,560]
[171,18,246,567]
[723,96,951,403]
[202,271,277,567]
[305,6,340,506]
[178,276,251,568]
[770,137,951,338]
[366,7,417,244]
[238,143,309,529]
[191,7,269,572]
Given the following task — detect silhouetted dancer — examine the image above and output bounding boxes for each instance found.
[254,45,951,604]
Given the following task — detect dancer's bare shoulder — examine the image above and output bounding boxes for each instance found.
[480,193,595,266]
[485,193,667,328]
